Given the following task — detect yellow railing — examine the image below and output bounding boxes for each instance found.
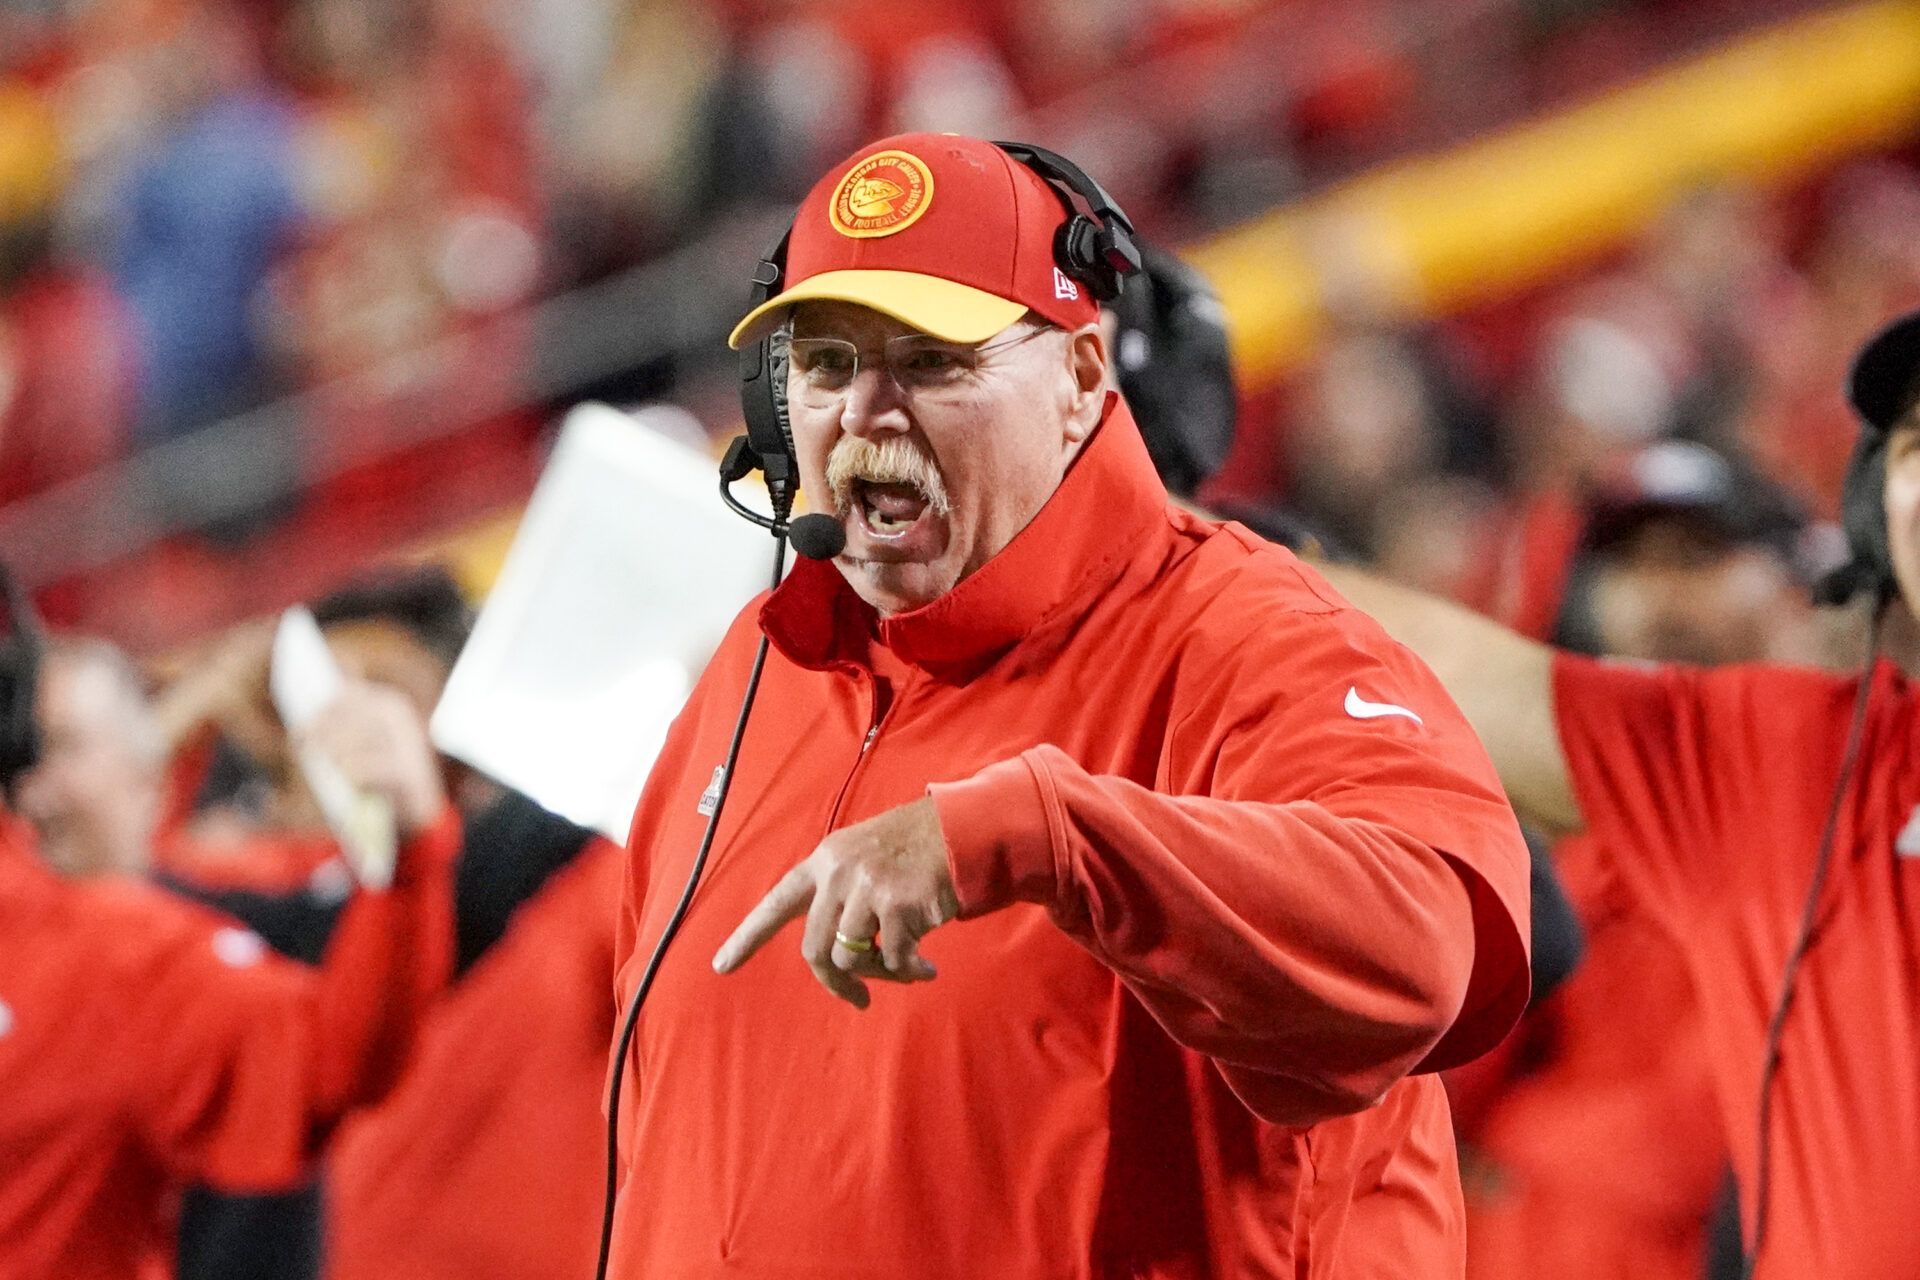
[1192,0,1920,387]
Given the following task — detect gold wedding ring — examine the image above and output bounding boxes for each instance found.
[834,931,876,953]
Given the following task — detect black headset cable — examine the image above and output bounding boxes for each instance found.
[1743,591,1889,1276]
[592,535,789,1280]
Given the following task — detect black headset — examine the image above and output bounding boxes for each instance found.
[0,563,45,802]
[725,140,1142,531]
[1812,432,1896,608]
[1813,312,1920,608]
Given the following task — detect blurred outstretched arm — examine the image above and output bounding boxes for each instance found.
[1317,564,1582,836]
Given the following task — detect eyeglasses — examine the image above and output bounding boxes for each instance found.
[784,325,1054,406]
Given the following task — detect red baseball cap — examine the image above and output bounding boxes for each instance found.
[727,133,1101,349]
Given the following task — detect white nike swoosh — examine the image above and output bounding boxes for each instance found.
[1345,687,1424,726]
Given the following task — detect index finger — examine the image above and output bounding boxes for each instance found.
[712,863,815,974]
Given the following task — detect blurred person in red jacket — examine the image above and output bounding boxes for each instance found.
[1462,274,1703,640]
[1454,442,1817,1280]
[150,568,624,1280]
[1323,311,1920,1279]
[310,570,623,1280]
[0,591,458,1280]
[606,132,1531,1279]
[0,80,139,510]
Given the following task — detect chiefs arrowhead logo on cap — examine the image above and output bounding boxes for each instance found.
[829,149,934,239]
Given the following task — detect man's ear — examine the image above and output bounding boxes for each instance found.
[1063,325,1108,444]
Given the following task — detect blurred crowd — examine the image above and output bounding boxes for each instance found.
[6,0,1920,1276]
[0,0,1810,649]
[1218,153,1920,663]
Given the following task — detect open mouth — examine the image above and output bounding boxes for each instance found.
[854,479,933,540]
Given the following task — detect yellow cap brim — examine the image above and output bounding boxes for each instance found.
[726,269,1028,349]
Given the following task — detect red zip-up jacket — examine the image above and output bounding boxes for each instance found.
[0,807,458,1280]
[610,397,1531,1279]
[326,838,622,1280]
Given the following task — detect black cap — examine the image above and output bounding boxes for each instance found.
[311,565,475,670]
[1848,309,1920,433]
[1581,441,1806,567]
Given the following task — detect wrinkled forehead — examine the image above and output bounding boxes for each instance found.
[1598,517,1744,571]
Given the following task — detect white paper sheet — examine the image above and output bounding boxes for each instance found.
[429,403,777,841]
[270,605,397,889]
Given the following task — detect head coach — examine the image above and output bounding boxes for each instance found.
[602,133,1531,1279]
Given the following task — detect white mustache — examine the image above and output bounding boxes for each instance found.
[824,436,951,516]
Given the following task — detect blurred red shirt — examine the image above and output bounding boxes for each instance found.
[325,838,622,1280]
[1458,832,1724,1280]
[0,808,458,1280]
[0,266,137,508]
[1554,654,1920,1279]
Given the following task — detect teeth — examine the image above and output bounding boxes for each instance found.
[856,480,926,533]
[863,499,912,531]
[857,481,923,537]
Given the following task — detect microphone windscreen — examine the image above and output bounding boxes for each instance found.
[789,514,846,561]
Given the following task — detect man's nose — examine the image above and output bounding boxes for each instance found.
[838,363,911,438]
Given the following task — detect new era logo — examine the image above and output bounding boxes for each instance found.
[1052,267,1079,301]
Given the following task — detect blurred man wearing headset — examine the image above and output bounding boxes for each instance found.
[1324,311,1920,1279]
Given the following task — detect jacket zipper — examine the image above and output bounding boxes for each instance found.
[825,667,900,832]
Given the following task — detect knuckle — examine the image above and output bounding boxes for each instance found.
[876,901,913,936]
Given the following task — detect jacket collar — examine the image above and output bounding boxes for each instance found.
[760,393,1170,676]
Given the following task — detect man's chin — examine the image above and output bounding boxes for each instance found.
[838,557,957,617]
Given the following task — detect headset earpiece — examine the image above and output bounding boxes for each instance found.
[0,564,45,798]
[996,140,1141,304]
[736,232,799,522]
[1815,430,1897,607]
[738,339,792,499]
[1053,215,1138,304]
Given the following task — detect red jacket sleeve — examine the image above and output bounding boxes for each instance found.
[126,806,461,1190]
[931,604,1531,1128]
[1550,653,1866,936]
